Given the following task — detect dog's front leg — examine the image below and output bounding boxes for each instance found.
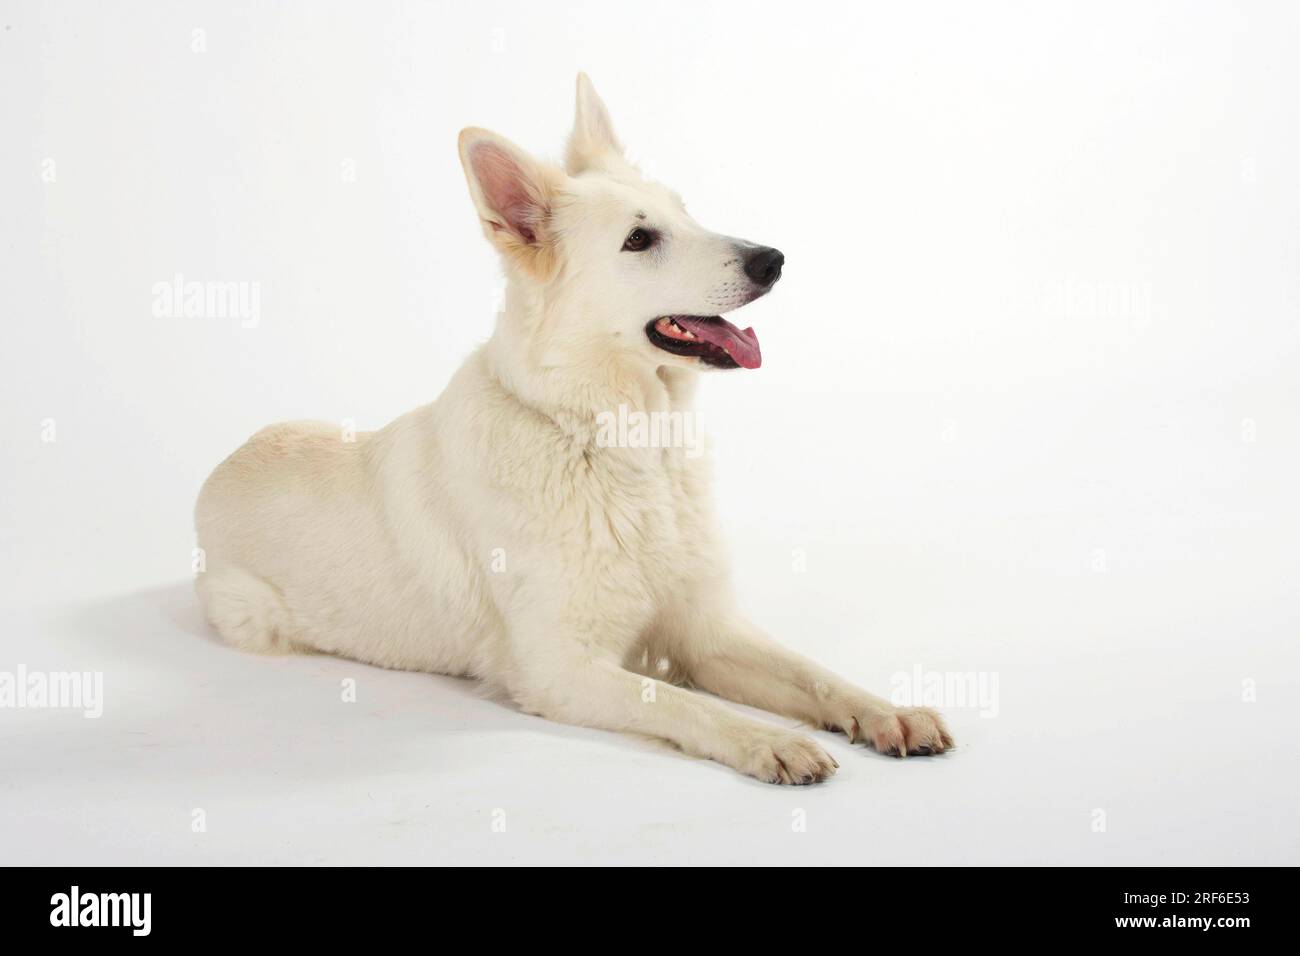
[670,611,954,757]
[506,637,838,785]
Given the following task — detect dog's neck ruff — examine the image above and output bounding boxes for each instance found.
[483,288,697,435]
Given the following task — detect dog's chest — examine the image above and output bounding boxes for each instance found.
[576,445,713,591]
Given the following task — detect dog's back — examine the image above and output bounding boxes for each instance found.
[195,408,500,677]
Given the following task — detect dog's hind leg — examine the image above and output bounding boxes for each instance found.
[669,611,954,758]
[196,566,295,654]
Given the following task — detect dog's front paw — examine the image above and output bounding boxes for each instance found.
[738,729,838,785]
[837,706,954,757]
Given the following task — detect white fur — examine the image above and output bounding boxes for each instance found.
[195,74,952,784]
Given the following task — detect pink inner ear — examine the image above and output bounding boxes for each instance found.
[469,141,541,243]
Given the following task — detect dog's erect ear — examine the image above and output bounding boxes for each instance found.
[459,127,562,277]
[566,73,623,175]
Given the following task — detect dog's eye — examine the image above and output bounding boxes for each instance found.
[622,228,656,252]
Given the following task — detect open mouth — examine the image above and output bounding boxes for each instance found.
[645,315,762,369]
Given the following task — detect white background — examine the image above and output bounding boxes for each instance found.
[2,0,1298,865]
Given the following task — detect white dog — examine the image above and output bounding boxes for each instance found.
[195,75,952,784]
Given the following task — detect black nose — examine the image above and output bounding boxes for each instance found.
[743,246,784,288]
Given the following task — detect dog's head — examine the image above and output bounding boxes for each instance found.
[458,74,782,373]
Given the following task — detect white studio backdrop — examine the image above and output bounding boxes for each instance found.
[1,1,1297,864]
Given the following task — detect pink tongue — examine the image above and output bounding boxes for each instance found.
[672,315,762,369]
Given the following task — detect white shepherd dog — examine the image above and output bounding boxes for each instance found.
[195,75,952,784]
